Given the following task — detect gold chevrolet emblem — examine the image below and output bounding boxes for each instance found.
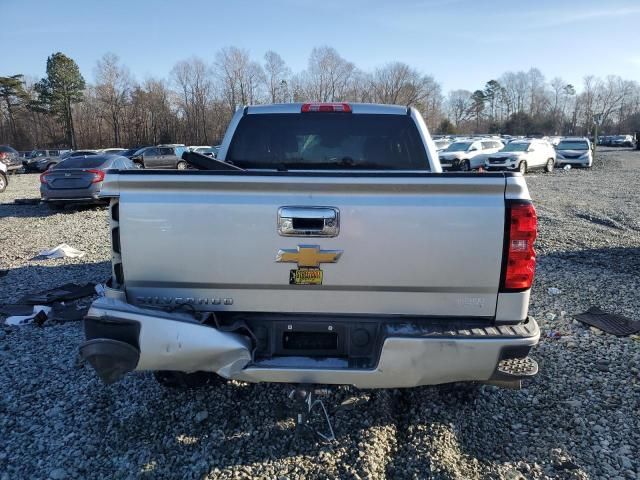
[276,245,342,267]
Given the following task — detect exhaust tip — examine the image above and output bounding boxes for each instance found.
[80,338,140,384]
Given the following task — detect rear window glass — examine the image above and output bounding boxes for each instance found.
[557,141,588,150]
[55,157,108,169]
[227,113,429,170]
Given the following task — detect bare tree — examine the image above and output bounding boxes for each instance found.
[447,89,473,127]
[263,51,290,103]
[171,57,213,144]
[94,53,133,146]
[214,47,265,110]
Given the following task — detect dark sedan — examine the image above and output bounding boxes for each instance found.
[25,150,98,173]
[40,154,136,210]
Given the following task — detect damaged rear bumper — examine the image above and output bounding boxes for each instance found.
[81,294,539,389]
[80,297,251,384]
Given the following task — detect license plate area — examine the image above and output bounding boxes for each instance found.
[289,268,323,285]
[273,322,346,357]
[283,331,338,351]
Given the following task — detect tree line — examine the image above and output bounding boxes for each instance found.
[1,47,639,150]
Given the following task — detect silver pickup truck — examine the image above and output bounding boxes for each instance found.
[81,103,540,390]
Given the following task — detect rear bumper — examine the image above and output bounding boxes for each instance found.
[81,292,539,388]
[41,188,104,203]
[485,165,517,171]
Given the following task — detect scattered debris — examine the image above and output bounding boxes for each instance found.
[4,305,51,326]
[574,307,640,336]
[545,330,562,339]
[18,283,96,304]
[36,243,85,260]
[547,287,562,295]
[2,283,95,326]
[563,165,572,170]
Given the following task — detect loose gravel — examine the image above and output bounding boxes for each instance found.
[1,151,639,479]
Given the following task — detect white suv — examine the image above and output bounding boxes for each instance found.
[484,139,556,174]
[438,139,504,171]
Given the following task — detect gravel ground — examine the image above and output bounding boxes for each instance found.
[1,150,639,480]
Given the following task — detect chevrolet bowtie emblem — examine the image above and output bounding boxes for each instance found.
[276,245,342,267]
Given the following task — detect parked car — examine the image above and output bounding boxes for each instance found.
[131,145,189,169]
[0,145,22,174]
[101,148,128,155]
[189,146,217,157]
[433,139,451,152]
[80,102,540,391]
[439,139,504,171]
[40,154,137,210]
[612,135,634,147]
[25,150,99,173]
[555,137,593,167]
[484,139,556,174]
[0,160,7,192]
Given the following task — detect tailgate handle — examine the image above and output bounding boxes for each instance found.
[278,207,339,237]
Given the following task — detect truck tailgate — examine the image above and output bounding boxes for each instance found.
[112,173,506,317]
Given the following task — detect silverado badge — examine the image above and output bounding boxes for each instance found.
[276,245,342,285]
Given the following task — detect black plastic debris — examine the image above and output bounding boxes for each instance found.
[574,307,640,336]
[17,282,96,305]
[32,310,48,327]
[51,303,90,323]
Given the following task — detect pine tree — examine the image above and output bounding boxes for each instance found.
[35,53,85,148]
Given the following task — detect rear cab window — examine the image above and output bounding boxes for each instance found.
[227,113,430,170]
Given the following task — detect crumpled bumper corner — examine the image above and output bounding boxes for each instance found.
[81,297,252,383]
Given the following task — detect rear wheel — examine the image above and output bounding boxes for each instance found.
[154,370,226,389]
[459,159,470,172]
[544,158,554,173]
[176,161,188,170]
[0,173,6,192]
[518,161,527,174]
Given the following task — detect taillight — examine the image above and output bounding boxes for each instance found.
[86,169,105,183]
[501,202,537,291]
[0,152,7,160]
[39,172,49,184]
[301,102,352,113]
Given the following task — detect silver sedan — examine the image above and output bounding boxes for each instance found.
[40,154,137,210]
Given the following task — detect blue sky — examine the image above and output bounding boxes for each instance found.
[1,0,639,93]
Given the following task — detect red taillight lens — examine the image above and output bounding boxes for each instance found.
[301,102,352,113]
[86,169,105,183]
[501,202,537,291]
[0,152,7,160]
[39,173,49,184]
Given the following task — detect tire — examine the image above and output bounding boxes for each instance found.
[153,370,226,389]
[518,161,527,175]
[544,158,554,173]
[134,161,144,169]
[176,161,188,170]
[0,173,6,192]
[459,159,470,172]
